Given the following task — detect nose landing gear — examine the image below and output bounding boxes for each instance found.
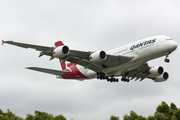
[164,53,171,63]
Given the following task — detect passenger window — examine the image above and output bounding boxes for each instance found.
[166,39,172,41]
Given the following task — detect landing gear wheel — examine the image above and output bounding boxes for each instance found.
[164,52,171,63]
[164,58,170,63]
[121,78,125,81]
[97,72,119,83]
[121,77,130,82]
[97,72,106,80]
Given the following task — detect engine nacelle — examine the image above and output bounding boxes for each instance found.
[153,72,169,82]
[52,45,69,58]
[148,66,164,77]
[89,51,107,63]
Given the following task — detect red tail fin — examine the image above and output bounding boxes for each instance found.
[54,41,64,47]
[2,40,5,45]
[54,41,66,71]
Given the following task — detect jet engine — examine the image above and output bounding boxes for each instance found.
[148,66,164,77]
[89,51,107,63]
[153,72,169,82]
[52,45,69,58]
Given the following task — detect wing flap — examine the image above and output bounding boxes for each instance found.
[26,67,69,75]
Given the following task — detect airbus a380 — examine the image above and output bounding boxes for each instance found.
[2,35,177,82]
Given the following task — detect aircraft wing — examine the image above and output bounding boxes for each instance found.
[3,40,134,72]
[65,52,134,71]
[26,67,69,75]
[2,40,54,57]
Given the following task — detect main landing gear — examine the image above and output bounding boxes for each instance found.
[164,52,171,63]
[121,77,130,82]
[97,72,118,82]
[96,72,129,83]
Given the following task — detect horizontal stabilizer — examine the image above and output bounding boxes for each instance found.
[26,67,69,76]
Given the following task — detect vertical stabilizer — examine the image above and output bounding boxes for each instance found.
[54,41,64,47]
[54,41,66,71]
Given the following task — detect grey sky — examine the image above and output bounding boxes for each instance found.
[0,0,180,120]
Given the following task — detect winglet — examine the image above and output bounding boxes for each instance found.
[2,40,5,45]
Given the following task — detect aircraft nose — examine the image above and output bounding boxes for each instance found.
[169,40,178,52]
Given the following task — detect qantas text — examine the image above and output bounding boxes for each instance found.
[130,39,156,50]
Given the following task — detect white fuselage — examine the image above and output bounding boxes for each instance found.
[68,35,177,80]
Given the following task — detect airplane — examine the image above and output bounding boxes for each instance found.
[2,35,177,83]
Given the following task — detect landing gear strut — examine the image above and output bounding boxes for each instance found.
[97,72,119,82]
[164,53,170,63]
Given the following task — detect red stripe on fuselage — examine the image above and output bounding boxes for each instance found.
[61,63,88,79]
